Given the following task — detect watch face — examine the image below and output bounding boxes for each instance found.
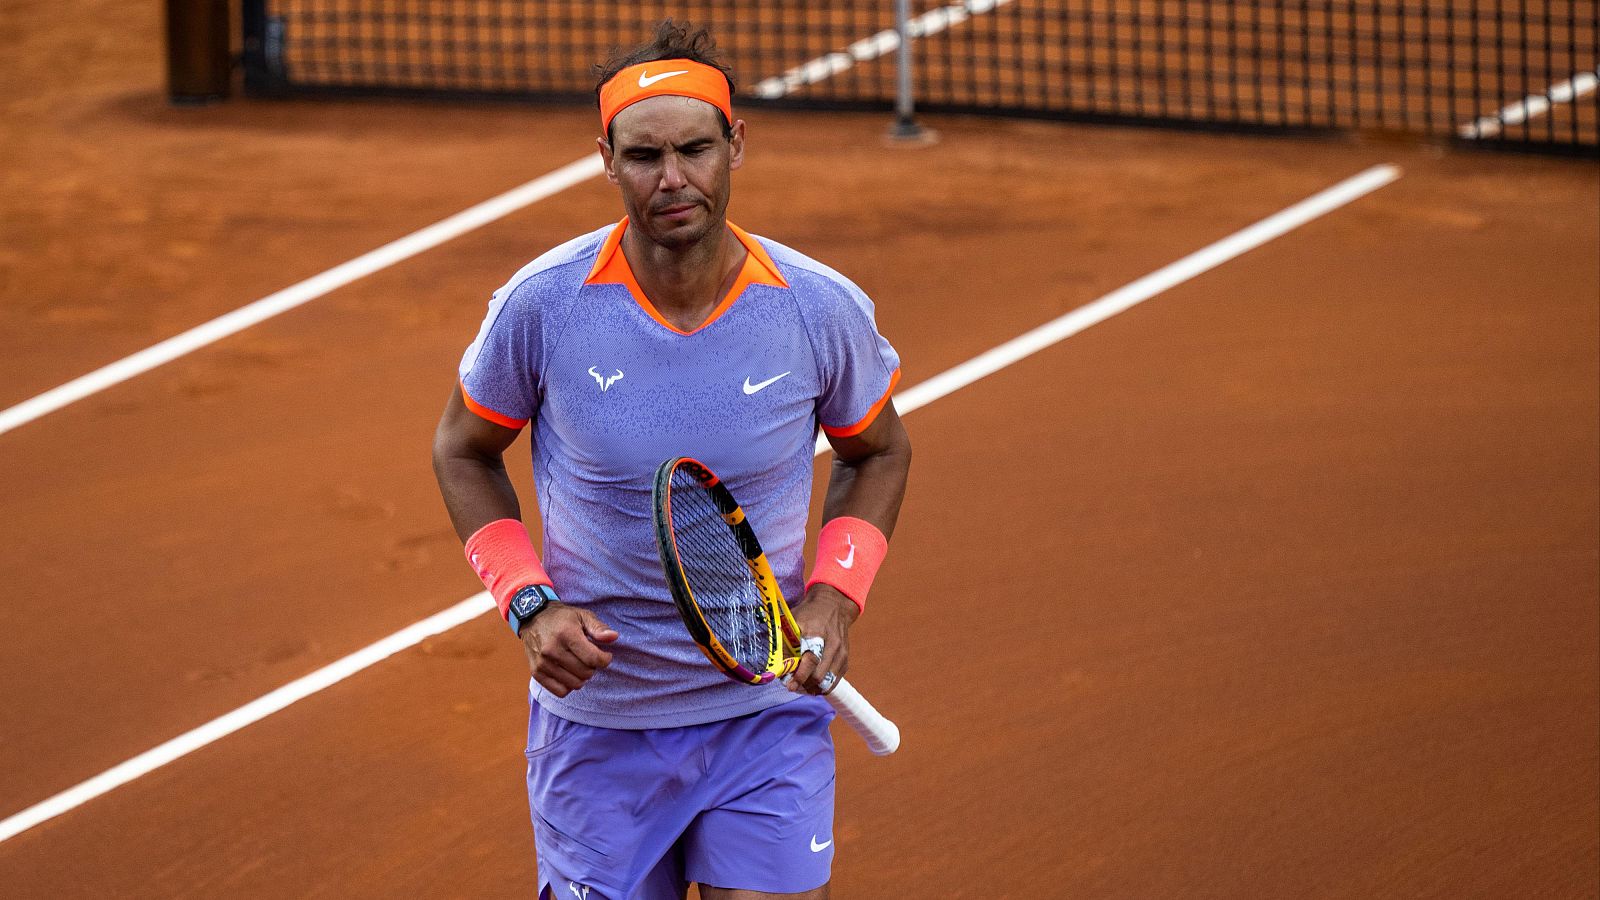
[512,586,550,618]
[509,587,545,635]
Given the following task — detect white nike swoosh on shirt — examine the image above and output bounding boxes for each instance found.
[638,69,689,87]
[810,836,833,853]
[743,372,792,395]
[836,535,856,569]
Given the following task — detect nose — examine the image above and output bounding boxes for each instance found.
[659,150,688,191]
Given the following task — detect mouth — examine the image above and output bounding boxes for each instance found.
[655,202,700,221]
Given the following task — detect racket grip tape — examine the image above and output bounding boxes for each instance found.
[824,678,901,756]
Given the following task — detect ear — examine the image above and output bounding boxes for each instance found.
[597,136,619,185]
[727,119,746,172]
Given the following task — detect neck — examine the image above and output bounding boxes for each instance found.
[623,220,746,332]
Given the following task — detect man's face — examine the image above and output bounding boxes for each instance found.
[600,95,744,251]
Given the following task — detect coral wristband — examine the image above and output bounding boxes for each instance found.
[804,517,888,615]
[463,518,554,621]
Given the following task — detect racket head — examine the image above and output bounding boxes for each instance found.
[652,457,803,685]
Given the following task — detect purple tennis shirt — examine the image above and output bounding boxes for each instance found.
[458,218,900,729]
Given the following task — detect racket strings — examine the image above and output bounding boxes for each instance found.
[669,472,774,673]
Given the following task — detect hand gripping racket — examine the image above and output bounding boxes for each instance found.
[651,456,901,755]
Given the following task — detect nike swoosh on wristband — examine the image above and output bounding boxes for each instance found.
[836,535,856,569]
[742,372,791,395]
[810,835,833,852]
[638,69,689,87]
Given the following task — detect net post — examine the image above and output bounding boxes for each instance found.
[165,0,232,104]
[887,0,936,144]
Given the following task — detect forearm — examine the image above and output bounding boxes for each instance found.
[433,382,531,544]
[790,413,909,691]
[432,437,523,542]
[820,435,911,537]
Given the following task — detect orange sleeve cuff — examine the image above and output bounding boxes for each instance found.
[459,381,528,430]
[821,369,901,438]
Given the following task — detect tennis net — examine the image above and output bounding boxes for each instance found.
[241,1,1600,153]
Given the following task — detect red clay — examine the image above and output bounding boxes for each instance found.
[2,1,1596,897]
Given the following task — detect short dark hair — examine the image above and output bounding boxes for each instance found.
[594,19,737,143]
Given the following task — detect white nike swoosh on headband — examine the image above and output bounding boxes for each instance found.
[638,69,689,88]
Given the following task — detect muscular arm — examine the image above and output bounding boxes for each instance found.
[817,402,913,539]
[789,401,912,693]
[432,385,616,696]
[432,386,523,541]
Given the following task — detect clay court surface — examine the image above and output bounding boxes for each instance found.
[3,2,1598,897]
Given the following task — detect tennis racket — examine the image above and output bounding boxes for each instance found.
[651,456,901,756]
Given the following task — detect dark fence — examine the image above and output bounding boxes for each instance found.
[241,1,1600,154]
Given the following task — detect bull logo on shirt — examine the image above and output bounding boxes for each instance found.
[587,366,624,392]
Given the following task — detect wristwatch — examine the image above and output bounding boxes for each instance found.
[508,584,558,635]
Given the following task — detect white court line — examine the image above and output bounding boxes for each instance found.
[752,0,1014,99]
[1458,66,1600,140]
[0,594,493,844]
[887,165,1403,416]
[818,163,1402,449]
[0,163,1400,845]
[0,156,604,439]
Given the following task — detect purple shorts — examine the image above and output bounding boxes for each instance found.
[525,693,837,899]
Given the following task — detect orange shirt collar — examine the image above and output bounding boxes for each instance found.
[584,217,789,335]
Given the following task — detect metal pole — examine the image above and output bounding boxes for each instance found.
[166,0,232,103]
[888,0,931,141]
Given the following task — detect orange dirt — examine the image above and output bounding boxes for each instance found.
[2,1,1596,897]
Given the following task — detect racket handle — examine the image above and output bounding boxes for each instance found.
[824,678,901,756]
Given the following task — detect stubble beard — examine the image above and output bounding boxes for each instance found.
[644,195,727,253]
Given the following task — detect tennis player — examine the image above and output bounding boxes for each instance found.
[432,21,911,900]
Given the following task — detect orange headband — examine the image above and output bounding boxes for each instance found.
[599,59,733,134]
